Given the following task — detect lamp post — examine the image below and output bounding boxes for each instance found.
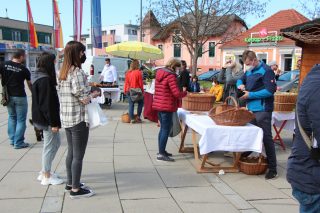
[140,0,142,42]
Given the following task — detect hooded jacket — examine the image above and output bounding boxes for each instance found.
[152,68,187,112]
[31,70,61,129]
[287,64,320,194]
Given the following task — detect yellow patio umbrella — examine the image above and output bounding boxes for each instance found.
[105,41,164,61]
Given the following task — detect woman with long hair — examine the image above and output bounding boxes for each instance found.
[124,59,144,123]
[152,58,187,162]
[59,41,100,199]
[32,52,63,185]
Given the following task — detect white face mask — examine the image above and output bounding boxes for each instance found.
[175,68,180,74]
[212,82,216,86]
[245,65,253,71]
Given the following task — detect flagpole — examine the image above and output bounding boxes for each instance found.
[25,0,30,69]
[91,0,93,56]
[52,0,56,51]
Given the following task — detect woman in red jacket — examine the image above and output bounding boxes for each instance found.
[124,60,144,123]
[152,58,187,162]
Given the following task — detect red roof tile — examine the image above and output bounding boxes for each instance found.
[222,9,309,48]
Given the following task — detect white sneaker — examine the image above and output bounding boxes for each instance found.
[37,172,60,181]
[41,176,64,186]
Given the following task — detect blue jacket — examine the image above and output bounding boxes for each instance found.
[189,82,200,92]
[287,64,320,194]
[237,61,276,112]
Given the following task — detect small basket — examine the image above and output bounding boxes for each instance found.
[121,113,131,123]
[274,92,297,103]
[182,93,215,111]
[209,96,255,126]
[274,102,295,112]
[239,155,268,175]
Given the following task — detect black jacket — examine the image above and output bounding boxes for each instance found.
[31,71,61,129]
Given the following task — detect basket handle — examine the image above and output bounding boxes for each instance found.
[224,96,239,108]
[258,154,263,165]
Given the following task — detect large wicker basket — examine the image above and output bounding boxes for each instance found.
[209,96,255,126]
[182,93,215,111]
[274,92,298,103]
[239,155,268,175]
[121,113,131,123]
[274,103,296,112]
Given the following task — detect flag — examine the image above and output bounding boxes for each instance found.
[91,0,102,48]
[53,0,64,48]
[26,0,38,48]
[73,0,83,41]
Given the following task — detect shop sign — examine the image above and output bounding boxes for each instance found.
[244,29,283,43]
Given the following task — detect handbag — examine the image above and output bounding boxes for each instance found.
[1,71,14,106]
[169,112,182,137]
[129,88,143,102]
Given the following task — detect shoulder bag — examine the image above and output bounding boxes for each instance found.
[1,71,14,106]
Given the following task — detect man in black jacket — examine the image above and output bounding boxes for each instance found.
[287,64,320,212]
[178,60,190,92]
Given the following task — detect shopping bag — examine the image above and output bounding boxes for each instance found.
[87,102,108,129]
[169,112,182,137]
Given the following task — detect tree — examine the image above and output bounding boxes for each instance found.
[298,0,320,20]
[148,0,268,75]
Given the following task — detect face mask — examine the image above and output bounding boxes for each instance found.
[245,65,253,71]
[80,54,87,64]
[175,68,180,74]
[212,82,216,86]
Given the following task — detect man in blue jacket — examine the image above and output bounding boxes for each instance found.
[287,64,320,212]
[237,50,278,180]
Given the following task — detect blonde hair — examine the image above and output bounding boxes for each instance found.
[165,58,181,70]
[129,59,139,71]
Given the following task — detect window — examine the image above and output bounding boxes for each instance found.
[44,35,51,44]
[12,31,21,41]
[173,44,181,58]
[158,44,163,50]
[102,30,107,36]
[128,29,131,35]
[132,30,137,35]
[110,30,116,35]
[209,42,215,57]
[103,42,108,47]
[198,45,203,57]
[87,44,92,49]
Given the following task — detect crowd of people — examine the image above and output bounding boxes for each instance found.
[0,45,319,209]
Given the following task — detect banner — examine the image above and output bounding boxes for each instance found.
[26,0,38,48]
[73,0,83,41]
[91,0,102,48]
[53,0,64,48]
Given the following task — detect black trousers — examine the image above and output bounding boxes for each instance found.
[65,122,89,188]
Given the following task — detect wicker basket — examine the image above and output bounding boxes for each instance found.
[121,113,131,123]
[239,155,268,175]
[274,102,296,112]
[208,96,255,126]
[182,93,216,111]
[274,92,298,103]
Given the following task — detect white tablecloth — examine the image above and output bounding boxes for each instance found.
[272,112,295,133]
[177,108,263,155]
[100,88,121,102]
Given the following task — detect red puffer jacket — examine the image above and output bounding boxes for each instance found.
[152,68,187,112]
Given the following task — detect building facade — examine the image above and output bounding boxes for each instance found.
[221,9,309,71]
[86,24,139,56]
[139,11,247,72]
[0,17,53,71]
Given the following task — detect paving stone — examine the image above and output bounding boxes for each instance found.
[178,203,239,213]
[81,162,115,183]
[220,173,289,200]
[264,166,291,189]
[46,184,66,197]
[156,165,210,187]
[212,182,236,195]
[121,198,182,213]
[83,147,113,163]
[224,194,253,210]
[114,142,148,156]
[116,172,170,200]
[114,155,155,173]
[249,198,299,213]
[62,182,122,213]
[0,172,47,199]
[201,173,222,183]
[41,196,63,213]
[0,198,43,213]
[240,209,260,213]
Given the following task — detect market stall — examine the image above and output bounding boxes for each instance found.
[177,108,263,173]
[272,112,295,150]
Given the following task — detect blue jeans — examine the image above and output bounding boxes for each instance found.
[292,188,320,213]
[158,112,173,155]
[42,127,61,173]
[7,96,28,147]
[128,97,144,120]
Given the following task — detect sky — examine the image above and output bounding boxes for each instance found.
[0,0,311,46]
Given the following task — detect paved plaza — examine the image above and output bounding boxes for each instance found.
[0,97,298,213]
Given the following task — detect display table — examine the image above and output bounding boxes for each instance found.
[100,87,121,103]
[143,92,158,122]
[272,112,295,150]
[177,108,263,173]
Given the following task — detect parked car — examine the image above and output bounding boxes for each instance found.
[198,70,221,81]
[276,69,300,92]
